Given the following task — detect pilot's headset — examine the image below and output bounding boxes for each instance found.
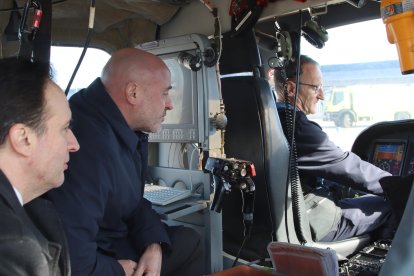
[267,25,300,68]
[267,17,328,69]
[301,16,329,49]
[275,31,300,63]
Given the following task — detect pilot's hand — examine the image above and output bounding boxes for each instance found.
[118,259,138,276]
[134,243,162,276]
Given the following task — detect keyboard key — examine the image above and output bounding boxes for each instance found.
[144,184,191,206]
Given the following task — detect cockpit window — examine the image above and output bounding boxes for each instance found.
[300,18,414,151]
[51,47,110,98]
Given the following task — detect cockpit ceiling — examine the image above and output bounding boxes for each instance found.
[257,0,381,35]
[51,0,180,31]
[0,0,383,55]
[0,0,182,53]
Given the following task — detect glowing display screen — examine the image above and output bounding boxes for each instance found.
[371,141,406,176]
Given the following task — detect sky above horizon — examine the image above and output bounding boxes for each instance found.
[301,18,399,65]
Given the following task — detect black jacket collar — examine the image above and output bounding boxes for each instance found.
[71,78,148,153]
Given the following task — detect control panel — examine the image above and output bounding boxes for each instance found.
[339,240,391,275]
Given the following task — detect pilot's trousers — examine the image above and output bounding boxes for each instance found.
[319,194,393,242]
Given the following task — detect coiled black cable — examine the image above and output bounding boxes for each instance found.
[283,84,307,245]
[282,10,308,244]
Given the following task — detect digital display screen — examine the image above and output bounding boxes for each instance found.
[371,141,406,176]
[161,57,197,126]
[147,51,200,143]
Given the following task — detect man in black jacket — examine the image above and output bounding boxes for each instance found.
[48,48,203,276]
[274,55,393,242]
[0,58,80,275]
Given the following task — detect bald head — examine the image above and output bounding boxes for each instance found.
[101,48,169,93]
[100,48,173,132]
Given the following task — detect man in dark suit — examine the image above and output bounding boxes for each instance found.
[274,55,392,242]
[48,48,203,276]
[0,58,80,275]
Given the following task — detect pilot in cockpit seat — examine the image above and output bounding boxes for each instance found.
[274,55,395,242]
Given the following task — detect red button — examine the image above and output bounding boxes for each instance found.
[248,164,256,177]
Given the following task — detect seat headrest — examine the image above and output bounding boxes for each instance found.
[219,29,262,75]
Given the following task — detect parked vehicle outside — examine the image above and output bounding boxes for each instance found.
[324,84,414,127]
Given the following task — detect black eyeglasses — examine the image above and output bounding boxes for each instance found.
[299,82,323,93]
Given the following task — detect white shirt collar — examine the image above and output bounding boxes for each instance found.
[12,186,23,206]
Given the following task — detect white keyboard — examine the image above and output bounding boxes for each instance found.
[144,184,192,206]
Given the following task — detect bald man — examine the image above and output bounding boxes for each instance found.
[48,48,203,276]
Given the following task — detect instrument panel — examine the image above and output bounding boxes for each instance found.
[352,120,414,177]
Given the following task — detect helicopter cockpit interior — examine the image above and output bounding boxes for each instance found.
[2,0,414,275]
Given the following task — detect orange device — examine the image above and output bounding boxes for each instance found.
[381,0,414,74]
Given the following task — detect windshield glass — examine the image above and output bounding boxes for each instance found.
[300,18,414,151]
[50,47,110,98]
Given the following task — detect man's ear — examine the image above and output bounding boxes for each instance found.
[125,81,143,105]
[286,80,297,97]
[8,124,34,157]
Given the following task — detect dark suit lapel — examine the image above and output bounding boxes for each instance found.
[0,171,50,255]
[25,198,70,275]
[0,170,69,275]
